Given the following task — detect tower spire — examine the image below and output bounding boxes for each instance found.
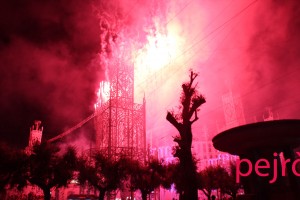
[25,120,43,154]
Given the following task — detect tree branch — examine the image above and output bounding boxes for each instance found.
[188,94,206,119]
[166,112,181,132]
[188,71,198,90]
[173,135,181,143]
[201,189,209,197]
[190,111,198,124]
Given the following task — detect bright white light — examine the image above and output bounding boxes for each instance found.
[94,81,110,109]
[133,19,184,102]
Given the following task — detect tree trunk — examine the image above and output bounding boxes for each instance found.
[131,190,134,200]
[167,121,198,200]
[232,192,237,200]
[179,193,183,200]
[98,189,105,200]
[182,155,198,200]
[166,71,205,200]
[141,190,147,200]
[43,187,51,200]
[180,127,198,200]
[207,193,211,200]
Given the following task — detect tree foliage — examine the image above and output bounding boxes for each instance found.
[78,152,128,200]
[198,165,228,200]
[26,143,77,200]
[198,164,242,200]
[0,143,27,192]
[160,161,179,191]
[220,162,241,200]
[128,159,165,200]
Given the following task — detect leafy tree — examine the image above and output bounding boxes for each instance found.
[26,143,77,200]
[220,162,242,200]
[78,152,128,200]
[160,161,179,191]
[197,165,229,200]
[0,143,27,193]
[160,160,192,198]
[128,159,164,200]
[166,70,206,200]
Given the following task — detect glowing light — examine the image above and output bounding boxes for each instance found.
[134,22,182,71]
[133,19,184,102]
[134,31,178,71]
[94,81,110,109]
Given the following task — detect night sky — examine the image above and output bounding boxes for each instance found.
[0,0,102,148]
[1,0,300,149]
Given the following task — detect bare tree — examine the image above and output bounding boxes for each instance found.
[166,70,206,200]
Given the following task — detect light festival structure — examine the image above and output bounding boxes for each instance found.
[94,56,146,161]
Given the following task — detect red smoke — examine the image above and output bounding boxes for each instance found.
[0,0,299,149]
[102,0,300,147]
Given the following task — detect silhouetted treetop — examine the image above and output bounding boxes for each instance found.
[167,70,206,126]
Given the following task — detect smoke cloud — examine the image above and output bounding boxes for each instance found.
[245,0,300,120]
[0,0,101,147]
[1,0,299,148]
[135,0,300,145]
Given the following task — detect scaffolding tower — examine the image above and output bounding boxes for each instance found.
[94,58,146,162]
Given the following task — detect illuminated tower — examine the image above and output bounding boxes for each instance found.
[94,57,146,161]
[26,120,43,154]
[222,91,245,129]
